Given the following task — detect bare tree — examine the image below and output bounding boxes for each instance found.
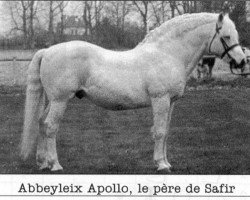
[107,1,131,30]
[3,1,37,48]
[107,1,120,28]
[168,1,183,17]
[46,1,64,46]
[150,1,161,26]
[94,1,104,27]
[28,0,36,48]
[20,1,29,48]
[93,1,105,42]
[82,1,94,39]
[82,2,88,37]
[58,1,69,40]
[150,1,170,26]
[169,1,176,18]
[193,0,197,12]
[182,1,198,13]
[133,1,149,35]
[121,1,131,32]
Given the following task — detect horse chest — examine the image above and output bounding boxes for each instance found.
[147,66,186,98]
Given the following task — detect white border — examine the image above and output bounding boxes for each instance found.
[0,175,250,199]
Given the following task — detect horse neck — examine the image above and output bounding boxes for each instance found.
[182,23,214,76]
[142,21,215,77]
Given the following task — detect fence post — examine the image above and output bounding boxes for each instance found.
[12,56,17,85]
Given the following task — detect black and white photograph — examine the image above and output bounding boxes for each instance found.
[0,0,249,179]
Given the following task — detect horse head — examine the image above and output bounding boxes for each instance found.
[208,13,246,69]
[230,47,250,76]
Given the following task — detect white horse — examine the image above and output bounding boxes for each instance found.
[20,12,246,172]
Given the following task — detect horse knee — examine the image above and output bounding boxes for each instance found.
[39,104,50,122]
[151,126,166,140]
[44,120,59,138]
[42,101,67,137]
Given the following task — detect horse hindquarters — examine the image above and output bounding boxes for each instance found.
[21,48,67,171]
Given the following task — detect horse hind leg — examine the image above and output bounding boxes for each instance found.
[36,103,50,170]
[36,100,67,171]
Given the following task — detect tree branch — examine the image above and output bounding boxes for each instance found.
[133,1,145,17]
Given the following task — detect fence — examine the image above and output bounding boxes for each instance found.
[0,57,32,85]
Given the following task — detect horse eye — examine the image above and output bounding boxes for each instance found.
[223,36,231,39]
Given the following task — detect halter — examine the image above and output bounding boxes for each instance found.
[209,23,250,76]
[209,23,240,59]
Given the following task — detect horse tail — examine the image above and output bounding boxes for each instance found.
[20,49,46,160]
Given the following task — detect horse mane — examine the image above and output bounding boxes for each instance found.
[138,12,219,46]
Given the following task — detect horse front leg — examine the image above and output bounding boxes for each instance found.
[151,94,174,172]
[36,100,67,171]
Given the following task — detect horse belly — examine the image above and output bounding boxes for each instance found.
[83,73,150,110]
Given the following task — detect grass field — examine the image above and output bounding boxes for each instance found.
[0,86,249,174]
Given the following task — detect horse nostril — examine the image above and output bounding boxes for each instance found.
[239,59,245,68]
[241,59,245,65]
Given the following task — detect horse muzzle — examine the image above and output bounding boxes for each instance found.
[230,58,245,69]
[229,58,250,76]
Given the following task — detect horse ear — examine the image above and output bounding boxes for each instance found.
[217,12,225,27]
[218,12,224,23]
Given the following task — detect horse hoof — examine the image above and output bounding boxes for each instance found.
[38,163,50,170]
[157,162,172,173]
[156,160,172,171]
[157,168,172,174]
[51,163,63,171]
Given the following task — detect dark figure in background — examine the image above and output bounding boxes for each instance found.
[197,55,216,79]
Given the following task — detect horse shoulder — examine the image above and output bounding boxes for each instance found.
[146,56,186,98]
